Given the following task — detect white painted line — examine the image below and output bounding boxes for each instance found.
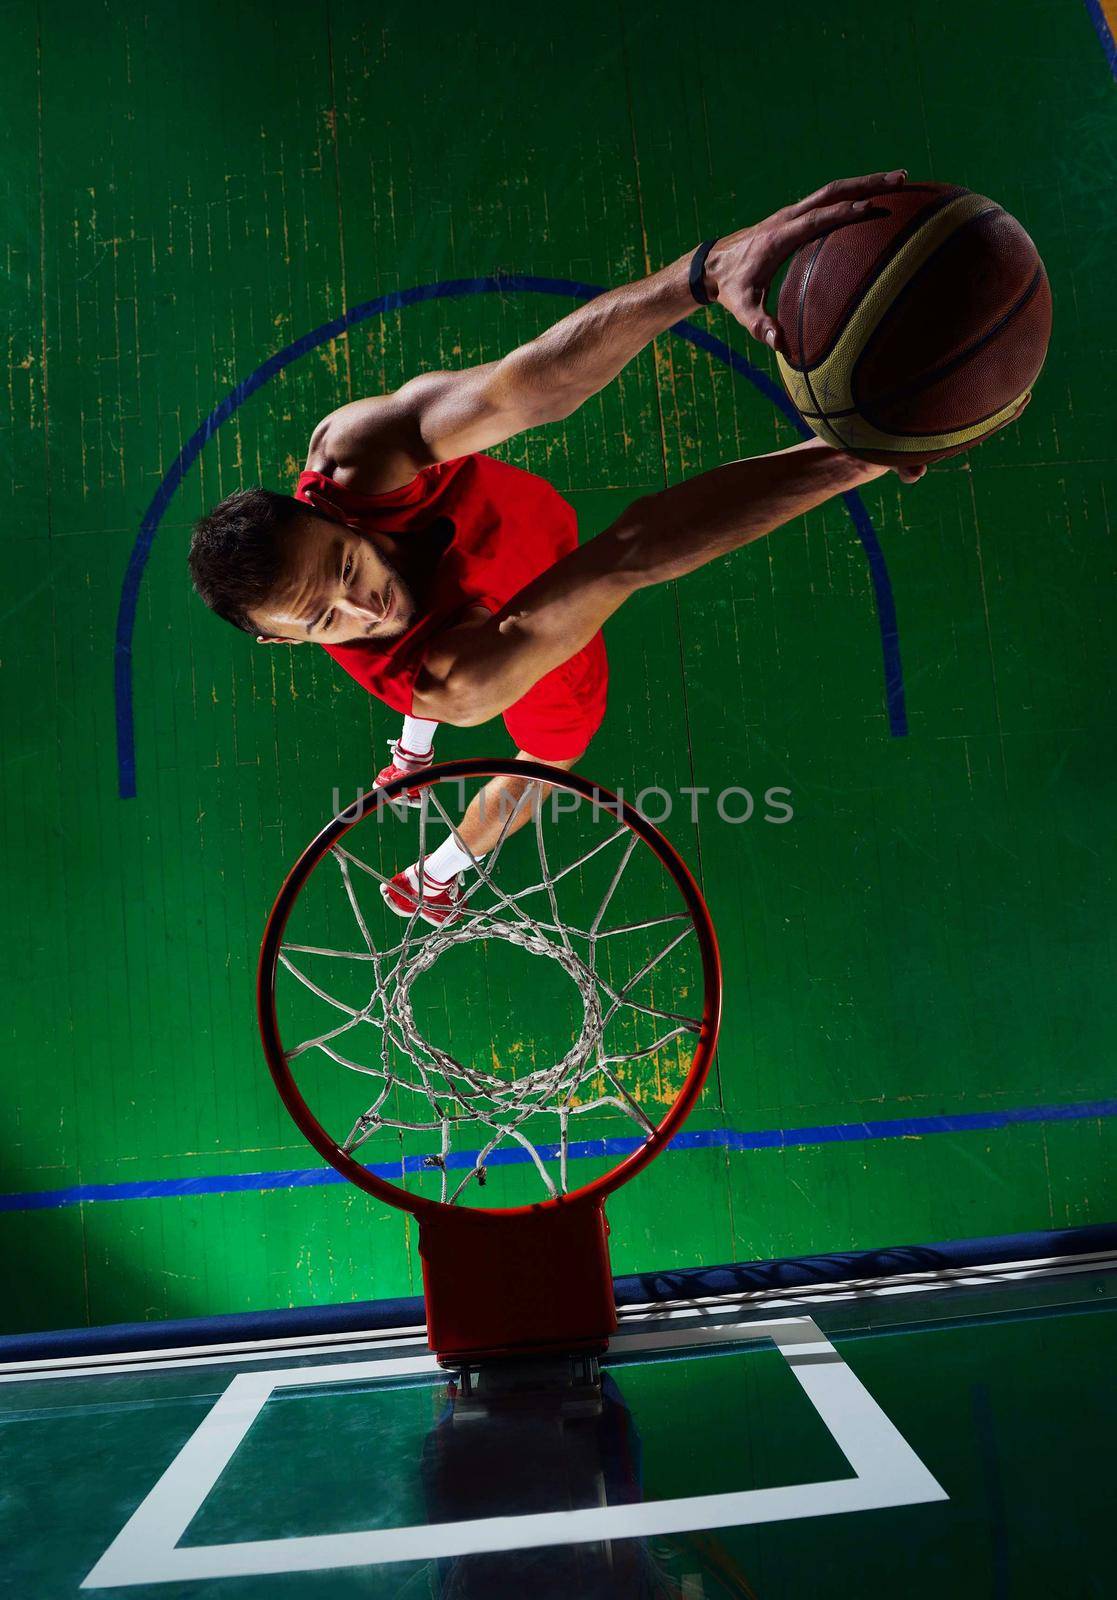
[80,1316,946,1589]
[0,1327,430,1385]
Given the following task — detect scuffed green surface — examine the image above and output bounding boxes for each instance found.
[1,0,1114,1332]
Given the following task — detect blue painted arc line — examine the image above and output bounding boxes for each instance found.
[114,275,907,798]
[3,1098,1114,1214]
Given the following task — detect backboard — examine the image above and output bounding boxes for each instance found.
[1,1242,1113,1598]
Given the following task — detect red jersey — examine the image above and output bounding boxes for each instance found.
[293,452,608,760]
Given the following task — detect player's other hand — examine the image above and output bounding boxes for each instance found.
[701,170,908,352]
[854,457,926,486]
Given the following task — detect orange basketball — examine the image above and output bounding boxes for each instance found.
[776,182,1052,466]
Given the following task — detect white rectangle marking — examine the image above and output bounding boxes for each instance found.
[81,1315,946,1588]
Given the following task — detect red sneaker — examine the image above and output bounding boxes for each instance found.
[373,741,432,808]
[380,865,463,928]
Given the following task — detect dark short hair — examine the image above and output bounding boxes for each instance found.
[188,487,305,633]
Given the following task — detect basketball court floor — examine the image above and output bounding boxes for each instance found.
[3,2,1116,1595]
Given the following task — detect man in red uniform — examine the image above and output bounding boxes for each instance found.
[190,171,1014,924]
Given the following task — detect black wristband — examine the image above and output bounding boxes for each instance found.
[689,238,718,305]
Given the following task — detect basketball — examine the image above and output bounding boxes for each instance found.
[775,182,1052,465]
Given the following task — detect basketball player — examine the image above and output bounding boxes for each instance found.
[187,169,1021,926]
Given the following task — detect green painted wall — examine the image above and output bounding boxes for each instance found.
[2,0,1114,1334]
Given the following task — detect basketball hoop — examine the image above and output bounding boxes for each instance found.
[258,759,722,1363]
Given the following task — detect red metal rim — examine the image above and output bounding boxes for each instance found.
[257,758,723,1224]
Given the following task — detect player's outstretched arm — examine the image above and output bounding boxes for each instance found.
[306,172,911,489]
[412,440,895,727]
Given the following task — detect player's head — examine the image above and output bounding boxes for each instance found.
[188,487,415,645]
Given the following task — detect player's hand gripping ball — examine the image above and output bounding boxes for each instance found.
[704,175,1049,471]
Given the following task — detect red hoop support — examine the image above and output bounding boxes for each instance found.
[258,759,722,1363]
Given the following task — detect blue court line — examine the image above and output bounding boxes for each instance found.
[114,276,907,798]
[4,1098,1113,1214]
[1084,0,1117,78]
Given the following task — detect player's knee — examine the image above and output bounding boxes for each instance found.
[430,672,491,728]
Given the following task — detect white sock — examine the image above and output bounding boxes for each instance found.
[394,716,437,766]
[420,832,480,885]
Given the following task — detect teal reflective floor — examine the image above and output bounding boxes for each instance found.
[0,1254,1113,1597]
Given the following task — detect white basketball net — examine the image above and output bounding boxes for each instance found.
[275,778,706,1203]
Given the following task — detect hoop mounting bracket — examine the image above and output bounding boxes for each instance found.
[419,1198,617,1365]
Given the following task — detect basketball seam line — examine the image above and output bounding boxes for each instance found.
[782,185,968,376]
[796,237,848,448]
[803,389,1031,445]
[851,252,1043,429]
[801,264,1043,425]
[849,277,1045,439]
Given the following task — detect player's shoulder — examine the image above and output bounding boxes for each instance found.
[304,396,431,495]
